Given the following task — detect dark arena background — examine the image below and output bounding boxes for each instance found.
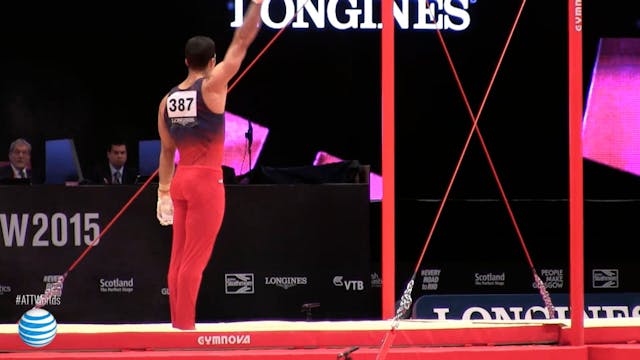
[2,0,640,359]
[0,0,638,197]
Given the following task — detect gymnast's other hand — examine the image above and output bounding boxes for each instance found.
[157,191,174,226]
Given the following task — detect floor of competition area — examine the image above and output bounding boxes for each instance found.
[1,318,640,359]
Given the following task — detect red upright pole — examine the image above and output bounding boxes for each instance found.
[381,0,396,319]
[568,0,584,346]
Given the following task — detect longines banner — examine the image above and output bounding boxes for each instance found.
[229,0,476,31]
[412,293,640,320]
[0,184,372,323]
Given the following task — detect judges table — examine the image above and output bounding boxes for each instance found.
[0,183,372,323]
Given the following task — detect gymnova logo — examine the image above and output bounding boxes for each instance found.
[18,308,57,348]
[197,334,251,345]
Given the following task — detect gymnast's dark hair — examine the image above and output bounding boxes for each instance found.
[185,35,216,71]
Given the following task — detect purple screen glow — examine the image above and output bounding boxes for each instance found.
[222,112,269,176]
[583,38,640,177]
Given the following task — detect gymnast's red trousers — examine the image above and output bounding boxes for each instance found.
[168,166,225,330]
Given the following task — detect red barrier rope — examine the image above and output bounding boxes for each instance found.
[377,0,554,358]
[34,173,160,309]
[411,0,538,279]
[416,0,555,316]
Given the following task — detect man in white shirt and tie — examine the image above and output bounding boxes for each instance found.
[0,138,32,182]
[90,141,139,185]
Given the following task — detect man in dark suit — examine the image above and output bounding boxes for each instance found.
[90,141,138,184]
[0,138,33,182]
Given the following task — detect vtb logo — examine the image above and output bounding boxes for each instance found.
[333,276,364,291]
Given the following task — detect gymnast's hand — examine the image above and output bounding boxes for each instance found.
[156,189,174,226]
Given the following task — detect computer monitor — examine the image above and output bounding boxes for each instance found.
[45,139,84,184]
[138,139,161,177]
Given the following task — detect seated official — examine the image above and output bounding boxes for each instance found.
[0,138,33,183]
[89,142,138,185]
